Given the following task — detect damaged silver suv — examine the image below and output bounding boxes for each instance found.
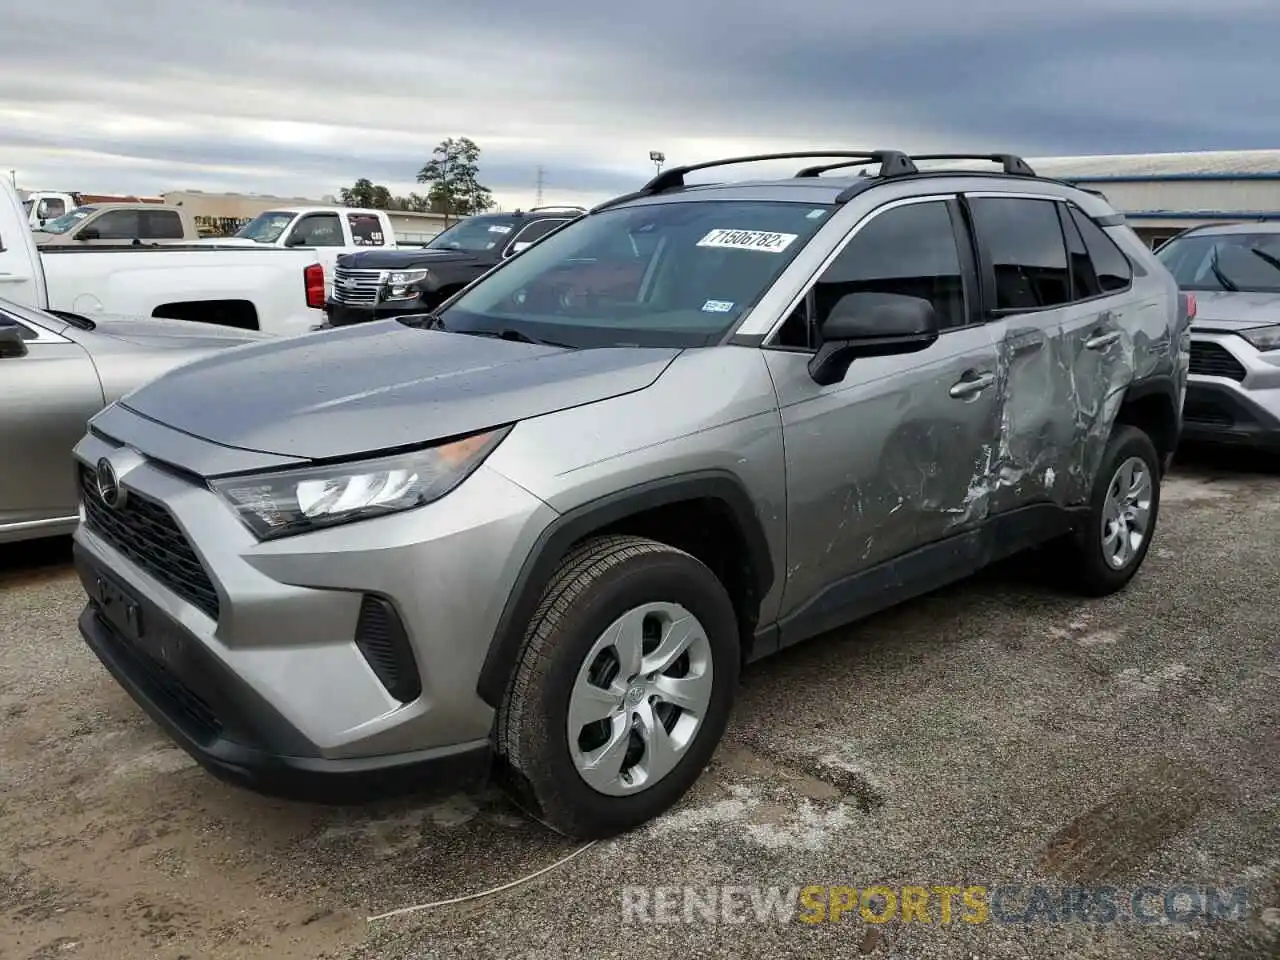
[72,151,1189,839]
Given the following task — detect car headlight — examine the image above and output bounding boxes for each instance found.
[1237,324,1280,352]
[383,269,430,301]
[209,427,509,540]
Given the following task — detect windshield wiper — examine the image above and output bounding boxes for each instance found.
[396,312,446,330]
[1247,246,1280,274]
[45,309,96,330]
[469,327,577,349]
[1208,249,1238,291]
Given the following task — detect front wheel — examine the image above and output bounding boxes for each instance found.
[496,535,740,839]
[1060,425,1162,596]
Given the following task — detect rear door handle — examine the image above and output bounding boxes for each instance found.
[1085,330,1122,350]
[949,372,996,398]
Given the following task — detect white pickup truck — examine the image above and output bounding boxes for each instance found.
[201,206,415,299]
[1,181,325,336]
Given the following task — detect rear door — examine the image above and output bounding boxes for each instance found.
[962,194,1079,514]
[0,310,103,536]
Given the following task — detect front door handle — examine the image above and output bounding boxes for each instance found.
[1085,330,1122,350]
[0,273,27,283]
[949,372,996,399]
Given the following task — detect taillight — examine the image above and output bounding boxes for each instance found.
[304,262,325,310]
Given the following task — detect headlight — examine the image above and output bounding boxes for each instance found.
[210,427,509,540]
[384,269,431,301]
[1237,324,1280,352]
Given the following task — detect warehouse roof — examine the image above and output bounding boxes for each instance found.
[1027,149,1280,181]
[906,149,1280,181]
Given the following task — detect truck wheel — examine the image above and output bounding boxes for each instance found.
[1060,425,1162,596]
[496,535,739,839]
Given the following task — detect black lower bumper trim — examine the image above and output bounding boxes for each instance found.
[323,300,428,327]
[1180,382,1280,450]
[74,546,492,804]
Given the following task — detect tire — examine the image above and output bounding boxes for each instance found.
[496,535,740,839]
[1060,425,1162,596]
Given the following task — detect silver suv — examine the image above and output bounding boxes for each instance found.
[72,151,1189,839]
[1155,222,1280,449]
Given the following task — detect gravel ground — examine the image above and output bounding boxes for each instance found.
[1,448,1277,960]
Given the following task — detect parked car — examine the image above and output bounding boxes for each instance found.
[70,150,1187,839]
[198,207,406,300]
[32,203,200,246]
[0,297,268,544]
[1155,222,1280,450]
[322,206,585,328]
[0,179,326,335]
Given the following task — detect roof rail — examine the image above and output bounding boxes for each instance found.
[593,151,919,212]
[530,205,587,213]
[907,153,1037,177]
[795,160,880,177]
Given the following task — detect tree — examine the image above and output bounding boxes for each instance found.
[416,137,495,223]
[339,177,394,208]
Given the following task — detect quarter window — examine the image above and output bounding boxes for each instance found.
[142,209,184,240]
[969,197,1071,311]
[507,218,570,254]
[1068,206,1132,292]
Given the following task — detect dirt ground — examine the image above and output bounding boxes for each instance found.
[1,447,1277,960]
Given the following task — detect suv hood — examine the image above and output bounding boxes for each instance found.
[339,248,481,269]
[120,320,679,461]
[83,313,272,349]
[1188,290,1280,331]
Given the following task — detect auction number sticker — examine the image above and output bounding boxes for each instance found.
[697,228,799,253]
[488,225,512,234]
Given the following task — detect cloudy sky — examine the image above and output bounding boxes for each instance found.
[4,0,1280,210]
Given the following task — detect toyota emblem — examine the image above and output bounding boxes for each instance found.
[95,457,124,508]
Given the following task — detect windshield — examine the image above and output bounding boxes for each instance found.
[426,216,521,253]
[37,207,95,235]
[1157,231,1280,293]
[438,200,836,348]
[234,211,296,243]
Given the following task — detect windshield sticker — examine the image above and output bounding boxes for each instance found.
[488,225,512,234]
[701,299,735,313]
[806,209,827,219]
[697,229,798,253]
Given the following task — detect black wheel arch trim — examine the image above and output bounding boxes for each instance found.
[476,469,775,708]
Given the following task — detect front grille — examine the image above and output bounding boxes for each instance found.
[1189,341,1246,381]
[331,266,384,305]
[354,595,422,703]
[79,464,221,620]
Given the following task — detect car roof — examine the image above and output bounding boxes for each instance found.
[589,151,1121,220]
[1173,221,1280,238]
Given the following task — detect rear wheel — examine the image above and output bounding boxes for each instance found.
[497,535,739,839]
[1060,425,1161,596]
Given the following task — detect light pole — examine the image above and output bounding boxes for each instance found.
[649,151,665,176]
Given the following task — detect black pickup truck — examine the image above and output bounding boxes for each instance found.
[322,207,584,327]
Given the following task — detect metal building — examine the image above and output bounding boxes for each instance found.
[1027,150,1280,247]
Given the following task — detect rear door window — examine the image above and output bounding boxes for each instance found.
[141,209,185,240]
[968,197,1071,311]
[347,213,386,246]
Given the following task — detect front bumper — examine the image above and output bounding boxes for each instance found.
[1184,332,1280,449]
[71,414,558,800]
[75,562,490,802]
[323,299,430,327]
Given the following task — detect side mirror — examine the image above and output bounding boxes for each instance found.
[284,233,309,247]
[807,292,940,386]
[77,227,100,241]
[0,325,28,359]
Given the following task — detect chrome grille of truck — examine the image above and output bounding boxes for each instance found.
[331,267,384,305]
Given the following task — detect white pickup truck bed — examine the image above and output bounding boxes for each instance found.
[0,183,326,336]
